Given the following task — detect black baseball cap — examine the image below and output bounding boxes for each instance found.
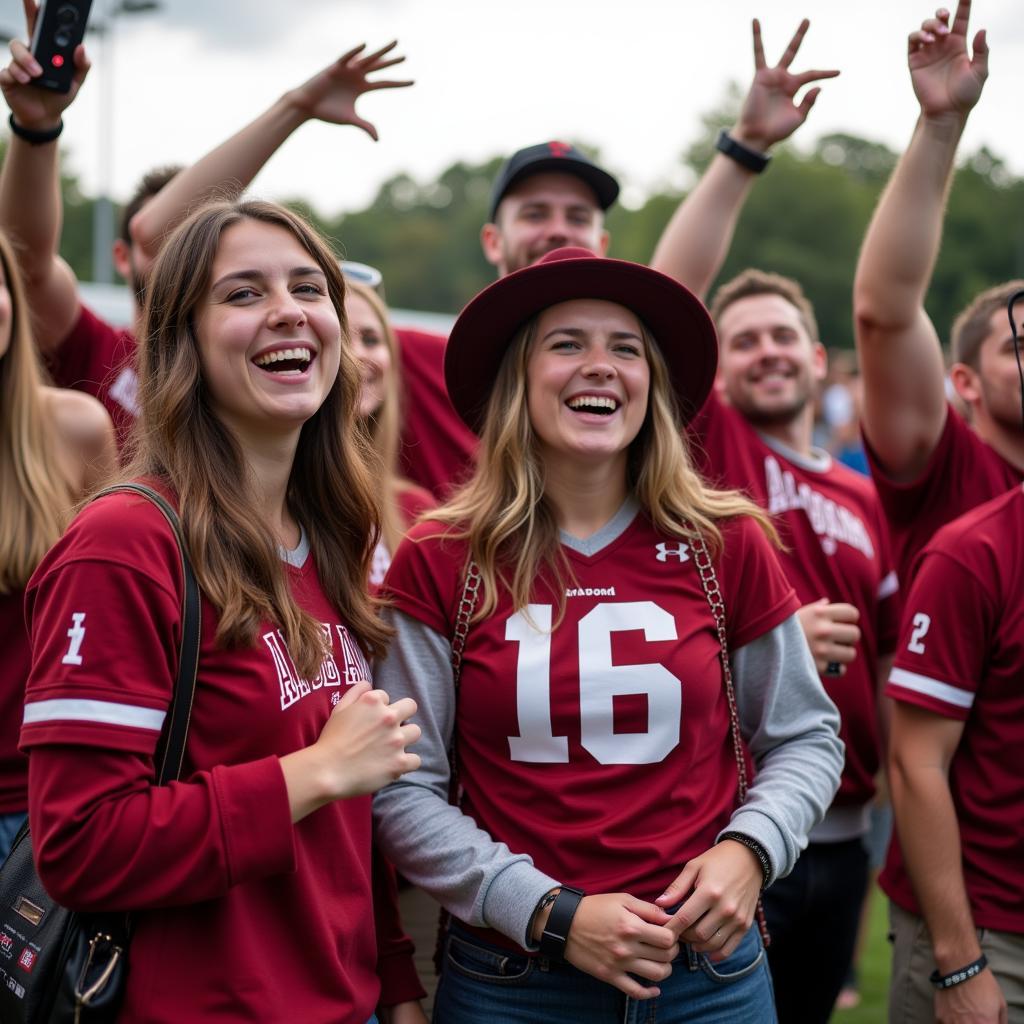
[488,141,620,222]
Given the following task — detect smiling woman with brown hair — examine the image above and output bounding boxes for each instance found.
[372,247,844,1023]
[20,200,422,1024]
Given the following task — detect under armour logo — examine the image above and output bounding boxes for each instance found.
[655,542,690,563]
[62,612,87,666]
[548,141,572,158]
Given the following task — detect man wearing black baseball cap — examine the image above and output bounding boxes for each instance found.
[481,141,620,277]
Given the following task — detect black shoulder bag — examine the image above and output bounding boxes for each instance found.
[0,483,201,1023]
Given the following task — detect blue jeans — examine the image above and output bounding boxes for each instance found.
[0,811,26,861]
[433,921,776,1023]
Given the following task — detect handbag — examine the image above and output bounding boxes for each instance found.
[0,483,201,1023]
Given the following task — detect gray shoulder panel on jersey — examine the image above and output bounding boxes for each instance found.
[371,609,558,948]
[724,613,845,884]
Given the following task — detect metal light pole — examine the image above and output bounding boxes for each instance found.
[89,0,160,285]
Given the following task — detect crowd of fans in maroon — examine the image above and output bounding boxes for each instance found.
[0,1,1020,1022]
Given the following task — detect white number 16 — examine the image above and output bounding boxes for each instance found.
[505,601,682,766]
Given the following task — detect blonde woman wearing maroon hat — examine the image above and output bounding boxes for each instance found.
[372,247,843,1022]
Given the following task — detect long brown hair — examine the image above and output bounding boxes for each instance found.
[122,199,390,676]
[432,315,777,621]
[0,231,73,593]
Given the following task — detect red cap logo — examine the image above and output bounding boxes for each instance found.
[547,141,572,158]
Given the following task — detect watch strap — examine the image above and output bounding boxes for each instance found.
[538,886,585,963]
[715,128,770,174]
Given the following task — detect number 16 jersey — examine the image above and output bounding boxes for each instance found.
[384,508,798,900]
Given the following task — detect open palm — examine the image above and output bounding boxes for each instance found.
[737,19,838,150]
[908,1,988,118]
[287,42,412,141]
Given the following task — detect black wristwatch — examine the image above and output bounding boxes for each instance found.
[538,886,585,963]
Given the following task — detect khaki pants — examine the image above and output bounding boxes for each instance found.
[888,901,1024,1023]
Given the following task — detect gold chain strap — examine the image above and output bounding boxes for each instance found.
[450,561,482,687]
[687,524,771,947]
[434,560,483,974]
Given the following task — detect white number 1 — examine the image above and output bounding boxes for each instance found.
[505,601,682,766]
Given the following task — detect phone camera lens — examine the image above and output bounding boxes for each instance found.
[56,5,79,24]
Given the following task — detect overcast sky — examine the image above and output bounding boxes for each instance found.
[1,0,1020,215]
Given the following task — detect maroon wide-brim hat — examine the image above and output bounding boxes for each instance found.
[445,247,718,434]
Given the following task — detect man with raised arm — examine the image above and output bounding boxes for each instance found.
[649,21,899,1023]
[0,8,449,474]
[852,0,1021,583]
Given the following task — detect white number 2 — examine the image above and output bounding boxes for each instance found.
[505,602,681,766]
[907,612,931,655]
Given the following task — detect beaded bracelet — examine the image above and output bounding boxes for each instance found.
[719,831,772,889]
[930,954,988,990]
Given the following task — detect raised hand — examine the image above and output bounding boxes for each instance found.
[285,41,413,140]
[908,1,988,121]
[734,19,839,152]
[0,0,90,130]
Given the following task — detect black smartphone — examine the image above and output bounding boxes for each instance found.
[30,0,93,93]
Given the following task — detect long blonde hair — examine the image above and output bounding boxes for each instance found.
[0,231,73,593]
[431,315,777,621]
[121,200,390,677]
[346,278,406,554]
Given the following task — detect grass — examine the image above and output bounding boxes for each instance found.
[829,886,891,1024]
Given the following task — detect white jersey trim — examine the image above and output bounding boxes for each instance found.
[23,698,166,731]
[888,667,974,709]
[877,571,899,600]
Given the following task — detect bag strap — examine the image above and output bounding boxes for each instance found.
[92,483,201,786]
[450,560,482,689]
[433,560,481,972]
[688,524,770,947]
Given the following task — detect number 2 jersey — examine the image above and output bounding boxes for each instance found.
[881,485,1024,934]
[379,502,842,929]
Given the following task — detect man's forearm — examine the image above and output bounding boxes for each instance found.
[890,757,980,971]
[129,91,309,258]
[854,113,967,330]
[0,134,63,283]
[650,150,758,299]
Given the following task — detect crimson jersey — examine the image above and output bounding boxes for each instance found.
[384,512,798,904]
[691,392,899,808]
[394,327,477,498]
[865,405,1023,583]
[20,492,390,1023]
[47,304,138,451]
[370,482,438,588]
[0,590,29,813]
[881,486,1024,935]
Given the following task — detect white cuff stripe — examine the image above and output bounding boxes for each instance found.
[877,570,900,600]
[888,667,975,709]
[23,699,166,731]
